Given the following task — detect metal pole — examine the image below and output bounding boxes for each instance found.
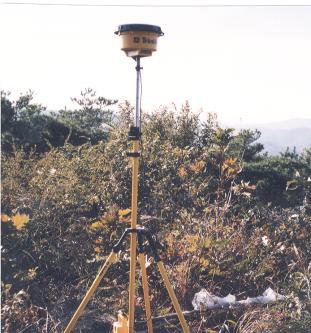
[135,57,141,128]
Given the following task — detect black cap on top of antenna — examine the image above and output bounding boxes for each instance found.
[115,24,164,36]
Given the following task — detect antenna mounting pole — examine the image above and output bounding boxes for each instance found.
[135,57,142,128]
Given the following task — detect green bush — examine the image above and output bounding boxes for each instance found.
[1,95,310,332]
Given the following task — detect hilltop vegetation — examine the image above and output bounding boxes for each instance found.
[1,91,311,332]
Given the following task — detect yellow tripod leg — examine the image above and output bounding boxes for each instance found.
[128,139,139,333]
[157,261,190,333]
[64,251,117,333]
[139,253,153,333]
[128,232,137,333]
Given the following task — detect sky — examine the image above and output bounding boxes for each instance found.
[1,0,311,124]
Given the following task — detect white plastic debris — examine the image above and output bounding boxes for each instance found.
[192,290,236,310]
[254,287,286,304]
[215,294,236,307]
[192,287,285,310]
[192,289,215,310]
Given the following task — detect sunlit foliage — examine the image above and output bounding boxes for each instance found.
[1,92,310,332]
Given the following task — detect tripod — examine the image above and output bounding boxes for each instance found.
[64,58,189,333]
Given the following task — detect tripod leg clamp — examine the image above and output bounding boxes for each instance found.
[127,152,140,157]
[128,126,141,141]
[112,228,141,253]
[112,228,161,262]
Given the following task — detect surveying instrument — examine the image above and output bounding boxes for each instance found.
[64,24,189,333]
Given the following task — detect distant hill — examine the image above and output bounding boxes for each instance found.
[226,118,311,155]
